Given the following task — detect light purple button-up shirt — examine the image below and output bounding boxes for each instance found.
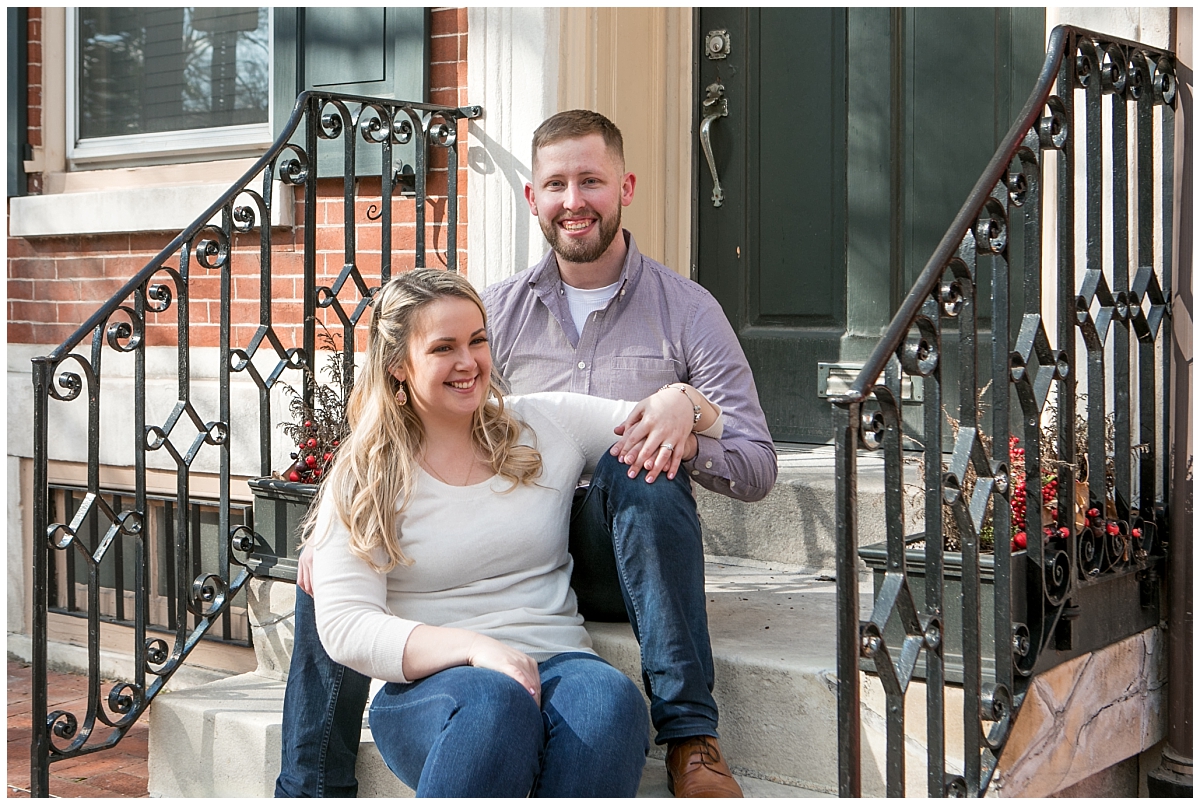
[483,231,777,503]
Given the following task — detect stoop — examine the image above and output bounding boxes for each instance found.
[147,560,848,797]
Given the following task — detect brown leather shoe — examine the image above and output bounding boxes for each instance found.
[666,736,744,797]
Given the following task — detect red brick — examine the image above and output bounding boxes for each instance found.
[57,301,114,327]
[7,279,35,300]
[81,770,148,796]
[9,300,55,323]
[33,323,75,345]
[9,257,57,280]
[127,232,175,255]
[5,321,33,344]
[430,62,458,91]
[430,89,458,107]
[185,275,220,303]
[54,256,106,280]
[76,277,134,305]
[430,33,461,64]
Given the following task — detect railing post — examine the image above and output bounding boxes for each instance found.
[30,357,50,798]
[834,400,861,797]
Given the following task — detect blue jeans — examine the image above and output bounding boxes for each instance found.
[370,652,648,797]
[274,586,371,797]
[570,451,718,745]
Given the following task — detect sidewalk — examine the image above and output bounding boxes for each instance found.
[8,659,149,798]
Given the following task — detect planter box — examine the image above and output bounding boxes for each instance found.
[857,538,1028,685]
[246,477,317,582]
[859,536,1159,684]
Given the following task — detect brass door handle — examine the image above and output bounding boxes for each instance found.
[700,81,728,208]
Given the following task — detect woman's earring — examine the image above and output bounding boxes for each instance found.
[395,383,408,406]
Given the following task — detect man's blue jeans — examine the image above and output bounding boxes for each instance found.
[275,586,370,797]
[275,450,717,796]
[570,451,719,745]
[369,652,648,796]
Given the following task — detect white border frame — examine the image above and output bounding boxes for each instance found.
[65,7,274,167]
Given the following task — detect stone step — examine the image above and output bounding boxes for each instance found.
[147,558,860,797]
[696,444,914,573]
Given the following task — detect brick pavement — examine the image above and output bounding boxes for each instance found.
[8,659,149,798]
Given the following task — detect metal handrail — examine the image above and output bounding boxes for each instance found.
[29,90,481,797]
[834,24,1177,797]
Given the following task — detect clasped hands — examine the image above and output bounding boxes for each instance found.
[609,384,705,484]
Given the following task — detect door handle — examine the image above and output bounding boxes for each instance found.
[700,81,728,208]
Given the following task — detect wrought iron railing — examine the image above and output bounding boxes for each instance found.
[834,26,1176,796]
[29,91,480,797]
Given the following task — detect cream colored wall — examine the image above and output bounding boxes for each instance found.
[557,8,693,276]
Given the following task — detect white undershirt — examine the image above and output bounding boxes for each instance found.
[562,279,622,338]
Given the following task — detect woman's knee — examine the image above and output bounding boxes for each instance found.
[546,659,649,745]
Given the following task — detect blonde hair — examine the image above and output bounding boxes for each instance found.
[305,269,542,572]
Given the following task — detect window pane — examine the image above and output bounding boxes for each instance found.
[79,7,269,139]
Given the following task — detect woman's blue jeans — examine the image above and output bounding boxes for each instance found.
[369,653,648,797]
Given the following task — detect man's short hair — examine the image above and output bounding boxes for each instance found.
[532,110,624,167]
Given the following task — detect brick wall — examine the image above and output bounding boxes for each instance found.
[7,7,470,350]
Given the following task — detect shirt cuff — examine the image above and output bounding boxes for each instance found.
[695,401,724,439]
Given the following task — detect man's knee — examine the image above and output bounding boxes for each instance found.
[592,450,693,507]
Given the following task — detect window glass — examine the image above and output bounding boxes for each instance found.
[78,7,269,140]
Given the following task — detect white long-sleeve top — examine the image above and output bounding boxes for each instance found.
[309,392,638,683]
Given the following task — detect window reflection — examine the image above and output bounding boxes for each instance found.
[79,7,269,139]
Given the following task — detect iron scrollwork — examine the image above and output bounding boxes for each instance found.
[29,91,481,796]
[832,25,1175,796]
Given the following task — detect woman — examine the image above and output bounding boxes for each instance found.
[306,269,722,797]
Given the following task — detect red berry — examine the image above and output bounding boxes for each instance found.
[288,470,301,482]
[1132,528,1142,538]
[1087,508,1100,518]
[1059,527,1070,538]
[305,455,318,467]
[313,468,322,478]
[304,420,313,428]
[1014,532,1027,549]
[332,440,340,446]
[323,452,334,463]
[1106,523,1119,536]
[307,437,318,449]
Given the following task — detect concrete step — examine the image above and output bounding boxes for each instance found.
[147,558,856,797]
[696,444,917,573]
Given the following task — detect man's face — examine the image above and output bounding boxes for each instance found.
[525,133,635,265]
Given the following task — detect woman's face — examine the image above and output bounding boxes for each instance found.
[391,296,493,428]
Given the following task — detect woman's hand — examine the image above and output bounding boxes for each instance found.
[401,626,542,705]
[466,634,542,706]
[297,546,314,595]
[609,385,715,483]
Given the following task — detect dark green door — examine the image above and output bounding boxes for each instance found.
[694,8,1044,443]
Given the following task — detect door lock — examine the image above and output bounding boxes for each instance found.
[705,29,731,60]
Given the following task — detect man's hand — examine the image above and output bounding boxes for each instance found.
[297,546,314,595]
[609,387,698,483]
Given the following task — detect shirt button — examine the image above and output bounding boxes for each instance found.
[577,361,586,369]
[691,470,700,476]
[704,460,713,469]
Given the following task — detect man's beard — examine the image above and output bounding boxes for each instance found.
[541,205,622,264]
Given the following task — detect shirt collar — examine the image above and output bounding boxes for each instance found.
[528,229,646,298]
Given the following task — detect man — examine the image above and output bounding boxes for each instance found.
[482,109,776,797]
[276,110,775,799]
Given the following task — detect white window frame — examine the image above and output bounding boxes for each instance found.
[65,7,275,168]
